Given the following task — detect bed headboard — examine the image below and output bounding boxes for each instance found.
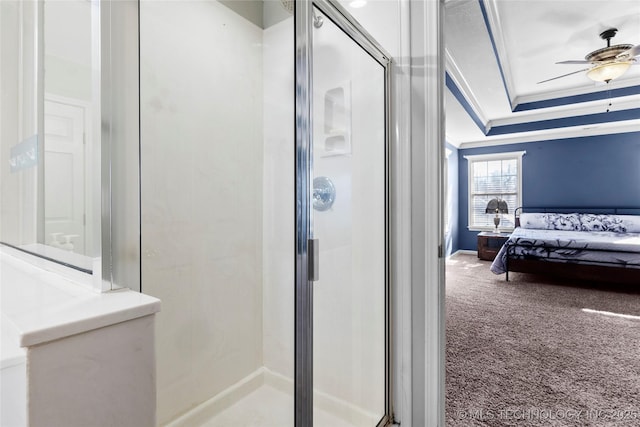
[514,207,640,227]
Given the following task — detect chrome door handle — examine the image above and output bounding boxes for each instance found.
[309,238,319,281]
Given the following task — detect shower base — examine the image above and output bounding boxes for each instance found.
[164,368,380,427]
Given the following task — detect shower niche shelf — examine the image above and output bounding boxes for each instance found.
[320,83,351,157]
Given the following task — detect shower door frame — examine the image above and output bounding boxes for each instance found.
[295,1,393,425]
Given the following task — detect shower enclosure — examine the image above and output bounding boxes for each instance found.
[140,1,391,425]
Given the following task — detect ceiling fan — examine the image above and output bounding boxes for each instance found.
[538,28,640,84]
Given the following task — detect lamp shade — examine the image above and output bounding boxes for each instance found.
[485,198,508,214]
[586,61,632,83]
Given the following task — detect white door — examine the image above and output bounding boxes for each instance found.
[44,99,86,254]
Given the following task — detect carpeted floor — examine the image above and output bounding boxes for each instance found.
[446,253,640,426]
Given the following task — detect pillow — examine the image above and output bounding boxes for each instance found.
[579,214,640,233]
[519,213,548,229]
[519,212,581,231]
[547,213,582,231]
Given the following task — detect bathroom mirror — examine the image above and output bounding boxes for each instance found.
[0,0,101,273]
[42,0,101,260]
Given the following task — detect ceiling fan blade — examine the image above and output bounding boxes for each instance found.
[537,68,591,84]
[556,60,592,65]
[616,44,640,60]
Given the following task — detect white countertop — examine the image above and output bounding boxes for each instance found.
[0,248,160,350]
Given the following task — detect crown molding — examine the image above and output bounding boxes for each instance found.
[490,94,640,127]
[457,119,640,149]
[488,95,640,127]
[482,0,517,110]
[445,48,488,127]
[444,133,463,148]
[514,79,640,107]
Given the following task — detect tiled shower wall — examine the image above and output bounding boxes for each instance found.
[140,2,265,423]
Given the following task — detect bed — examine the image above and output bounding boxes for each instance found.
[490,207,640,285]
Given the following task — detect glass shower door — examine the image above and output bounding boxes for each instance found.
[310,4,389,426]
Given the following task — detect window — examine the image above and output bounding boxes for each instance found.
[464,151,525,231]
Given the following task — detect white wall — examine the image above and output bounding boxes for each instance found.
[140,1,265,423]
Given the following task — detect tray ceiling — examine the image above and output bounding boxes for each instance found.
[445,0,640,147]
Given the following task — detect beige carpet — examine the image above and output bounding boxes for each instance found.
[446,253,640,426]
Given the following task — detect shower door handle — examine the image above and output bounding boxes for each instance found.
[308,238,320,281]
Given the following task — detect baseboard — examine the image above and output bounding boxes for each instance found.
[263,368,380,427]
[163,368,265,427]
[449,249,477,258]
[164,367,380,427]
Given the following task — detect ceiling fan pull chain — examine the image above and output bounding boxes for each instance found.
[606,87,612,113]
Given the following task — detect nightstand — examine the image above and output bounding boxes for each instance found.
[477,231,510,261]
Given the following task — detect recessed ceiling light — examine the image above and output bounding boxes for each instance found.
[349,0,367,8]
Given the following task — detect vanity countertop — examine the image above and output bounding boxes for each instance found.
[0,247,160,349]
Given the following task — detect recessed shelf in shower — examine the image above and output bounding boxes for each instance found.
[321,82,351,157]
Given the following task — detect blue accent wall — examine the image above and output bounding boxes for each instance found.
[457,132,640,250]
[446,73,485,132]
[445,143,459,256]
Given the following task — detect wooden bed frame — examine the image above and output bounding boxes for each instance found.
[504,207,640,285]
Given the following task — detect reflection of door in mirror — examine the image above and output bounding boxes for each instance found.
[42,0,98,258]
[44,98,89,254]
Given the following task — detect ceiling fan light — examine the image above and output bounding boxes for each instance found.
[586,61,632,83]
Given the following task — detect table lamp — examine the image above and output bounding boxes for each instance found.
[485,198,508,232]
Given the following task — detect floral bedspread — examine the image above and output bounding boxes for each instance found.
[490,227,640,275]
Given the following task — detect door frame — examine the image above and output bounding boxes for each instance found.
[294,1,393,425]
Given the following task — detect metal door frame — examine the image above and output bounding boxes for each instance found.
[295,1,393,425]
